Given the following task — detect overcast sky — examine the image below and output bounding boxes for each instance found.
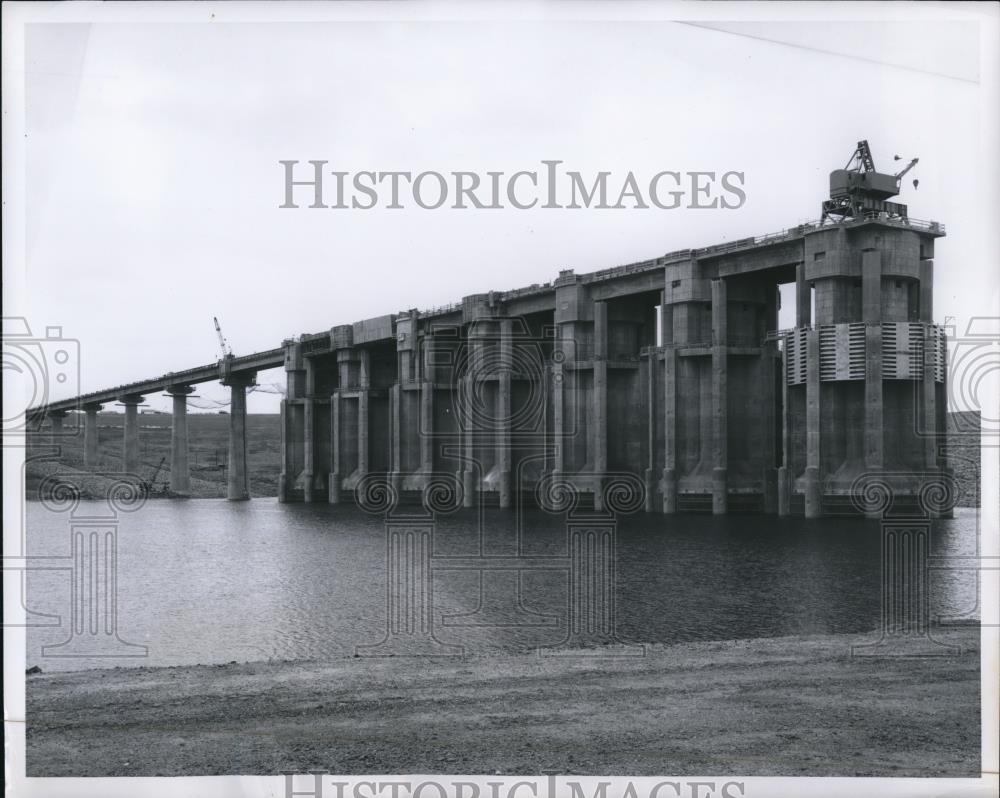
[18,13,997,412]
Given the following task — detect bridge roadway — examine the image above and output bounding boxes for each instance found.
[27,347,285,500]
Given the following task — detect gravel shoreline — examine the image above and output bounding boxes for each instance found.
[25,628,981,777]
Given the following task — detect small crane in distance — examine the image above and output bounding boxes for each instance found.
[213,316,233,361]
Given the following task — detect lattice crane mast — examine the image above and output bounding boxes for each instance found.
[213,316,233,360]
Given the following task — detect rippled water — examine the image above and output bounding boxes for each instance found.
[23,500,981,671]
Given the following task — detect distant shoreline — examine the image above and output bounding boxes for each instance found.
[24,410,982,505]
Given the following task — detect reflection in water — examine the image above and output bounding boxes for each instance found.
[24,500,980,671]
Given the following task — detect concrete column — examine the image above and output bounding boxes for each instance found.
[47,410,68,446]
[777,341,791,516]
[795,263,811,327]
[863,323,884,518]
[918,260,934,323]
[358,350,370,479]
[167,386,194,497]
[711,279,728,514]
[460,372,475,508]
[862,250,882,324]
[389,384,402,495]
[420,382,433,473]
[592,300,608,511]
[662,346,678,513]
[460,326,484,509]
[358,390,369,476]
[120,394,143,474]
[302,398,315,502]
[329,393,341,503]
[224,375,252,501]
[552,362,564,475]
[762,287,779,513]
[420,332,434,475]
[83,403,101,467]
[278,399,291,502]
[497,319,512,509]
[660,297,674,346]
[644,353,656,513]
[923,327,939,470]
[804,329,822,518]
[301,359,317,503]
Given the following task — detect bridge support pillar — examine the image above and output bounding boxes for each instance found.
[167,386,194,497]
[47,410,69,448]
[224,374,253,501]
[711,279,727,515]
[119,394,144,474]
[83,403,101,467]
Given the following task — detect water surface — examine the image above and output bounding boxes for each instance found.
[23,501,981,671]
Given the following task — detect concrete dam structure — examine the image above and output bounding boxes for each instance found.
[29,147,951,518]
[278,214,947,518]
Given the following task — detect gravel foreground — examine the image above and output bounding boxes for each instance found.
[25,628,981,777]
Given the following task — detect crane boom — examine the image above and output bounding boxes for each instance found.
[895,157,919,179]
[213,316,232,358]
[822,139,916,224]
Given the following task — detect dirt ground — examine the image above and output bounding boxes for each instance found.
[24,627,981,777]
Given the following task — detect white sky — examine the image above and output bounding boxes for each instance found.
[16,13,999,413]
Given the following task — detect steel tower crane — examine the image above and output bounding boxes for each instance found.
[821,140,919,224]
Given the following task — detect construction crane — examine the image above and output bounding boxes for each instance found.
[893,153,919,185]
[213,316,233,360]
[821,140,918,224]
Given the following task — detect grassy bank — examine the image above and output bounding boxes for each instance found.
[25,412,281,499]
[25,628,980,777]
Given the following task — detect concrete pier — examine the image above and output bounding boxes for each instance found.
[167,386,194,497]
[804,329,822,519]
[862,251,884,518]
[497,320,513,509]
[47,409,68,446]
[329,393,341,504]
[592,300,608,511]
[120,394,143,474]
[83,403,101,467]
[224,375,252,501]
[711,279,728,515]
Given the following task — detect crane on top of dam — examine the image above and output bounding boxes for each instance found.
[213,316,233,360]
[821,139,919,224]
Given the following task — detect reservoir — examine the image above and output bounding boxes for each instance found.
[24,501,981,671]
